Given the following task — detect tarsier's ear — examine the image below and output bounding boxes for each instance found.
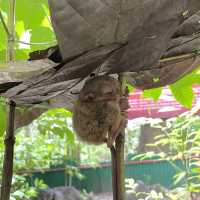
[90,73,96,78]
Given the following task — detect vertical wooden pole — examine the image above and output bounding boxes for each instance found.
[110,146,118,200]
[1,1,16,199]
[111,74,127,200]
[116,73,126,200]
[115,133,125,200]
[0,100,16,200]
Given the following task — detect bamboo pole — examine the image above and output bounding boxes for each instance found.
[7,0,16,62]
[0,101,16,200]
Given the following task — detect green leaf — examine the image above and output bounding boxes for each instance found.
[173,171,186,185]
[127,84,135,93]
[16,0,47,29]
[0,16,7,52]
[66,127,75,144]
[142,87,162,101]
[0,50,6,62]
[173,72,200,86]
[15,20,25,39]
[170,85,194,109]
[15,49,30,60]
[30,26,55,51]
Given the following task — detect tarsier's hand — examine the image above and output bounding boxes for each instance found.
[120,86,129,115]
[106,87,129,148]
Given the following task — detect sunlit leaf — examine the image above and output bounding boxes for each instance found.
[16,0,47,29]
[142,87,162,101]
[30,26,55,51]
[170,85,194,109]
[173,171,186,185]
[127,84,135,93]
[15,20,25,39]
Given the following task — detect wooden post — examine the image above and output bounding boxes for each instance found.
[110,146,118,200]
[115,133,125,200]
[111,74,127,200]
[0,100,16,200]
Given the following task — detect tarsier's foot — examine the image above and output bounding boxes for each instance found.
[107,139,114,148]
[103,138,111,148]
[107,118,126,148]
[106,88,129,148]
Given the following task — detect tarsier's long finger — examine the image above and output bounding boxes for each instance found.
[120,97,129,116]
[120,87,129,112]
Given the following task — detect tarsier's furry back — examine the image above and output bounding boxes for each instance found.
[72,75,128,147]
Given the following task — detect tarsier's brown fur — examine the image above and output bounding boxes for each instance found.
[73,75,128,147]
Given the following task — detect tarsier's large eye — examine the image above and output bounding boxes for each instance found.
[102,87,114,95]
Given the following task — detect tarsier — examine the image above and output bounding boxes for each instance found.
[73,75,128,147]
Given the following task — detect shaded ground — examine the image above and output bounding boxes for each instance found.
[95,193,112,200]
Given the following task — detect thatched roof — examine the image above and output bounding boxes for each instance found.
[1,0,200,110]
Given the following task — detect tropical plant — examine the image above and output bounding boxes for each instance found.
[0,108,83,199]
[0,0,55,62]
[125,178,191,200]
[133,111,200,199]
[10,176,47,200]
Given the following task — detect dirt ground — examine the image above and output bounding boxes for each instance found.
[95,193,112,200]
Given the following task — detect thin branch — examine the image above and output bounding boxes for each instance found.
[160,53,196,63]
[0,10,10,36]
[15,39,57,46]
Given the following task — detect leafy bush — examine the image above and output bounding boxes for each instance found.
[133,111,200,199]
[10,176,47,200]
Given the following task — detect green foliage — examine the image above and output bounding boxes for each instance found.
[36,108,74,143]
[127,83,135,93]
[0,108,83,199]
[143,87,162,101]
[9,108,79,170]
[10,176,47,200]
[125,178,189,200]
[0,0,56,62]
[134,111,200,198]
[140,69,200,108]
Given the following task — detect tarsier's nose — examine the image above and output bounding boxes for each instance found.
[83,92,95,101]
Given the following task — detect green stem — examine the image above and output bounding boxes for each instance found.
[0,10,10,35]
[7,0,16,62]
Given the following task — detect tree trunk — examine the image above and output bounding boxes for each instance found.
[0,101,16,200]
